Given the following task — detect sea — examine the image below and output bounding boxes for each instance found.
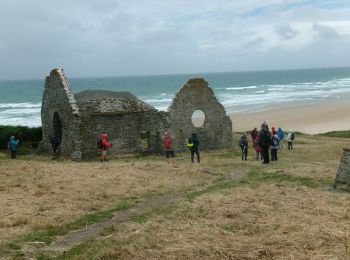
[1,67,350,127]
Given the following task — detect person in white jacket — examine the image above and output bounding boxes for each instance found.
[287,131,294,150]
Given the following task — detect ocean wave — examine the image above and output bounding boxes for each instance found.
[143,98,173,103]
[0,116,41,127]
[225,86,257,90]
[0,108,41,115]
[0,102,41,109]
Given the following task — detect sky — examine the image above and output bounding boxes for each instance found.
[0,0,350,80]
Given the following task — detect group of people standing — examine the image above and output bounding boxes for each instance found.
[239,123,295,164]
[96,129,200,164]
[7,125,292,164]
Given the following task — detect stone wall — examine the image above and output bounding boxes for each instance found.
[39,69,82,159]
[75,110,169,159]
[334,148,350,190]
[168,78,233,152]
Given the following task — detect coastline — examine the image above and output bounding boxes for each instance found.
[229,97,350,134]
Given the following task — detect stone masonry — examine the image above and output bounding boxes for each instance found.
[334,148,350,190]
[40,69,233,160]
[168,78,233,151]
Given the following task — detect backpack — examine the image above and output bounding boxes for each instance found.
[97,139,103,149]
[191,134,199,145]
[291,133,295,141]
[272,135,279,146]
[163,138,171,150]
[260,130,271,147]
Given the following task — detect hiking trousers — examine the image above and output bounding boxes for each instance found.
[241,148,248,161]
[288,142,293,150]
[191,150,200,163]
[271,149,278,161]
[261,146,270,163]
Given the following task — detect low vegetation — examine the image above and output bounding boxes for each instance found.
[1,131,350,259]
[0,125,42,152]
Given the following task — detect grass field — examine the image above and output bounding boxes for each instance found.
[1,132,350,259]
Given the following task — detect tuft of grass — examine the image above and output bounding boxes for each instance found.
[8,243,21,251]
[247,168,326,188]
[132,204,178,223]
[187,180,241,201]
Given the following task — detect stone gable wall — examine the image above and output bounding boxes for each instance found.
[168,78,233,152]
[40,69,81,158]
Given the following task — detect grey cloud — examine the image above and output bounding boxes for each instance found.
[275,24,298,40]
[312,24,341,39]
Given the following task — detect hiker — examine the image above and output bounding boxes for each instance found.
[251,127,258,143]
[50,136,61,158]
[287,130,295,150]
[239,133,248,161]
[188,133,200,163]
[98,133,112,162]
[277,127,285,150]
[8,136,19,159]
[253,135,262,161]
[271,129,280,161]
[163,134,175,164]
[258,122,271,164]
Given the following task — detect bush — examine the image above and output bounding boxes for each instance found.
[0,125,42,150]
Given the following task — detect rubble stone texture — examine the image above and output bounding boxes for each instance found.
[335,148,350,190]
[40,69,232,160]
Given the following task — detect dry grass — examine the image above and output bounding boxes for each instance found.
[89,184,350,259]
[1,133,350,259]
[0,154,220,247]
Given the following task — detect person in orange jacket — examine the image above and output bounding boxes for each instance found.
[99,133,112,162]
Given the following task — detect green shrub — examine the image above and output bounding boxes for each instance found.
[0,125,42,150]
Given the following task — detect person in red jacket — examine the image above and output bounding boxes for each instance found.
[99,133,112,162]
[253,135,262,161]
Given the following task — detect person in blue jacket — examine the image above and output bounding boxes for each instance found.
[8,136,19,159]
[277,127,285,150]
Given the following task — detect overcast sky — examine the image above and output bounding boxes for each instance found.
[1,0,350,80]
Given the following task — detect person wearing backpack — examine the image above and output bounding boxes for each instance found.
[287,131,295,150]
[239,133,248,161]
[163,134,175,164]
[271,130,280,161]
[258,121,271,164]
[8,136,19,159]
[99,133,112,162]
[188,133,200,163]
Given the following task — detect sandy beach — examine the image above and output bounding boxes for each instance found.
[229,97,350,134]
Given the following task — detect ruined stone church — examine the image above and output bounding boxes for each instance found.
[40,69,233,160]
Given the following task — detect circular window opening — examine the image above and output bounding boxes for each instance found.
[191,110,206,128]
